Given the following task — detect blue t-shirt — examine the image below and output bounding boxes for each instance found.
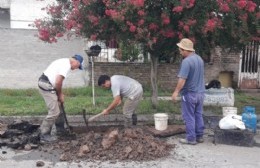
[178,53,205,95]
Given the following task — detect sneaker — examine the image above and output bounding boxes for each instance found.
[196,138,204,143]
[179,138,197,145]
[40,134,57,144]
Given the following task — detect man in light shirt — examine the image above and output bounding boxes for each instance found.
[38,55,84,143]
[98,75,143,127]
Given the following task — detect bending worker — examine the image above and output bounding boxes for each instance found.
[38,55,84,143]
[98,75,143,127]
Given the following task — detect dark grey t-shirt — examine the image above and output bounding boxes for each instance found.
[111,75,143,99]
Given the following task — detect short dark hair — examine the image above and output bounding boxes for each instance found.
[98,75,110,86]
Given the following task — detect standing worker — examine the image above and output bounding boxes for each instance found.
[38,55,84,143]
[98,75,143,127]
[172,38,205,145]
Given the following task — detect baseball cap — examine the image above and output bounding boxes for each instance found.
[73,54,84,70]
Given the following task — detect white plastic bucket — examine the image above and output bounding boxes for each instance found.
[154,113,168,131]
[222,107,237,117]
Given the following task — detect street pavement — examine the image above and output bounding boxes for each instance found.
[1,132,260,168]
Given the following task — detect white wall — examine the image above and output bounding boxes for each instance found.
[10,0,55,29]
[0,0,10,8]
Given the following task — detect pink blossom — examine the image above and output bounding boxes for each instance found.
[152,37,157,43]
[148,23,159,31]
[161,13,170,25]
[77,23,83,29]
[88,15,99,25]
[162,18,170,25]
[247,1,257,12]
[126,21,132,26]
[105,9,111,16]
[187,0,195,8]
[187,19,197,26]
[219,4,230,12]
[138,19,145,26]
[138,10,145,16]
[130,25,137,32]
[178,21,184,28]
[56,33,64,37]
[90,34,97,40]
[65,20,77,30]
[172,6,183,13]
[183,25,190,33]
[82,0,90,5]
[206,19,216,31]
[162,29,175,38]
[180,0,187,6]
[39,29,50,41]
[49,37,57,43]
[34,19,42,28]
[178,32,183,39]
[128,0,144,7]
[237,0,247,9]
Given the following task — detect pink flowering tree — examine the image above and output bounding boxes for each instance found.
[34,0,259,107]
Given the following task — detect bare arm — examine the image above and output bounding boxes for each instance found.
[102,95,122,115]
[172,78,186,102]
[55,75,65,103]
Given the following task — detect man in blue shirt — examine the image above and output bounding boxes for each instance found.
[172,38,205,145]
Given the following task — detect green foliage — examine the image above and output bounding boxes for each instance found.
[34,0,259,59]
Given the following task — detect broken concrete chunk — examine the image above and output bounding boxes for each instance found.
[101,129,119,149]
[78,144,90,157]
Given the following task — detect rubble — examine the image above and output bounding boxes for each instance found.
[0,121,175,162]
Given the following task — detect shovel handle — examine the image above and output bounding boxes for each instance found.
[88,112,104,122]
[60,103,72,133]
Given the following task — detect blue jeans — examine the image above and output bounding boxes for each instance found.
[181,92,205,142]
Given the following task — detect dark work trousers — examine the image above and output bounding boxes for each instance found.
[181,92,205,142]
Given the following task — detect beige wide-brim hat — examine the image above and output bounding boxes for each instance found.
[177,38,195,51]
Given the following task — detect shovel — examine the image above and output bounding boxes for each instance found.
[60,103,72,134]
[88,112,104,122]
[82,110,104,127]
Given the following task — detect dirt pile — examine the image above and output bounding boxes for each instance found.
[48,127,174,161]
[1,121,175,162]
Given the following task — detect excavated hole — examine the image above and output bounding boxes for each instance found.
[0,120,176,162]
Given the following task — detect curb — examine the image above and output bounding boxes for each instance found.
[0,114,183,126]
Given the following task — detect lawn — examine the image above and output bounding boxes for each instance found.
[0,87,259,116]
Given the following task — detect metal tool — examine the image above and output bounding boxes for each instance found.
[88,112,104,122]
[82,109,88,127]
[60,103,72,134]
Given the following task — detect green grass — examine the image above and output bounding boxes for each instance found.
[0,87,259,116]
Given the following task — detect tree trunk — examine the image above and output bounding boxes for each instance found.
[150,54,158,108]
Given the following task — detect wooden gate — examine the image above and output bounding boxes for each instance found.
[238,41,260,89]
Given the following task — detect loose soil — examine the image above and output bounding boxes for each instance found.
[0,121,174,162]
[46,127,174,162]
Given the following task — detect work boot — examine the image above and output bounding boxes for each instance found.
[55,112,69,137]
[124,117,133,128]
[40,119,55,135]
[40,134,57,144]
[132,114,137,126]
[179,138,197,145]
[196,137,204,143]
